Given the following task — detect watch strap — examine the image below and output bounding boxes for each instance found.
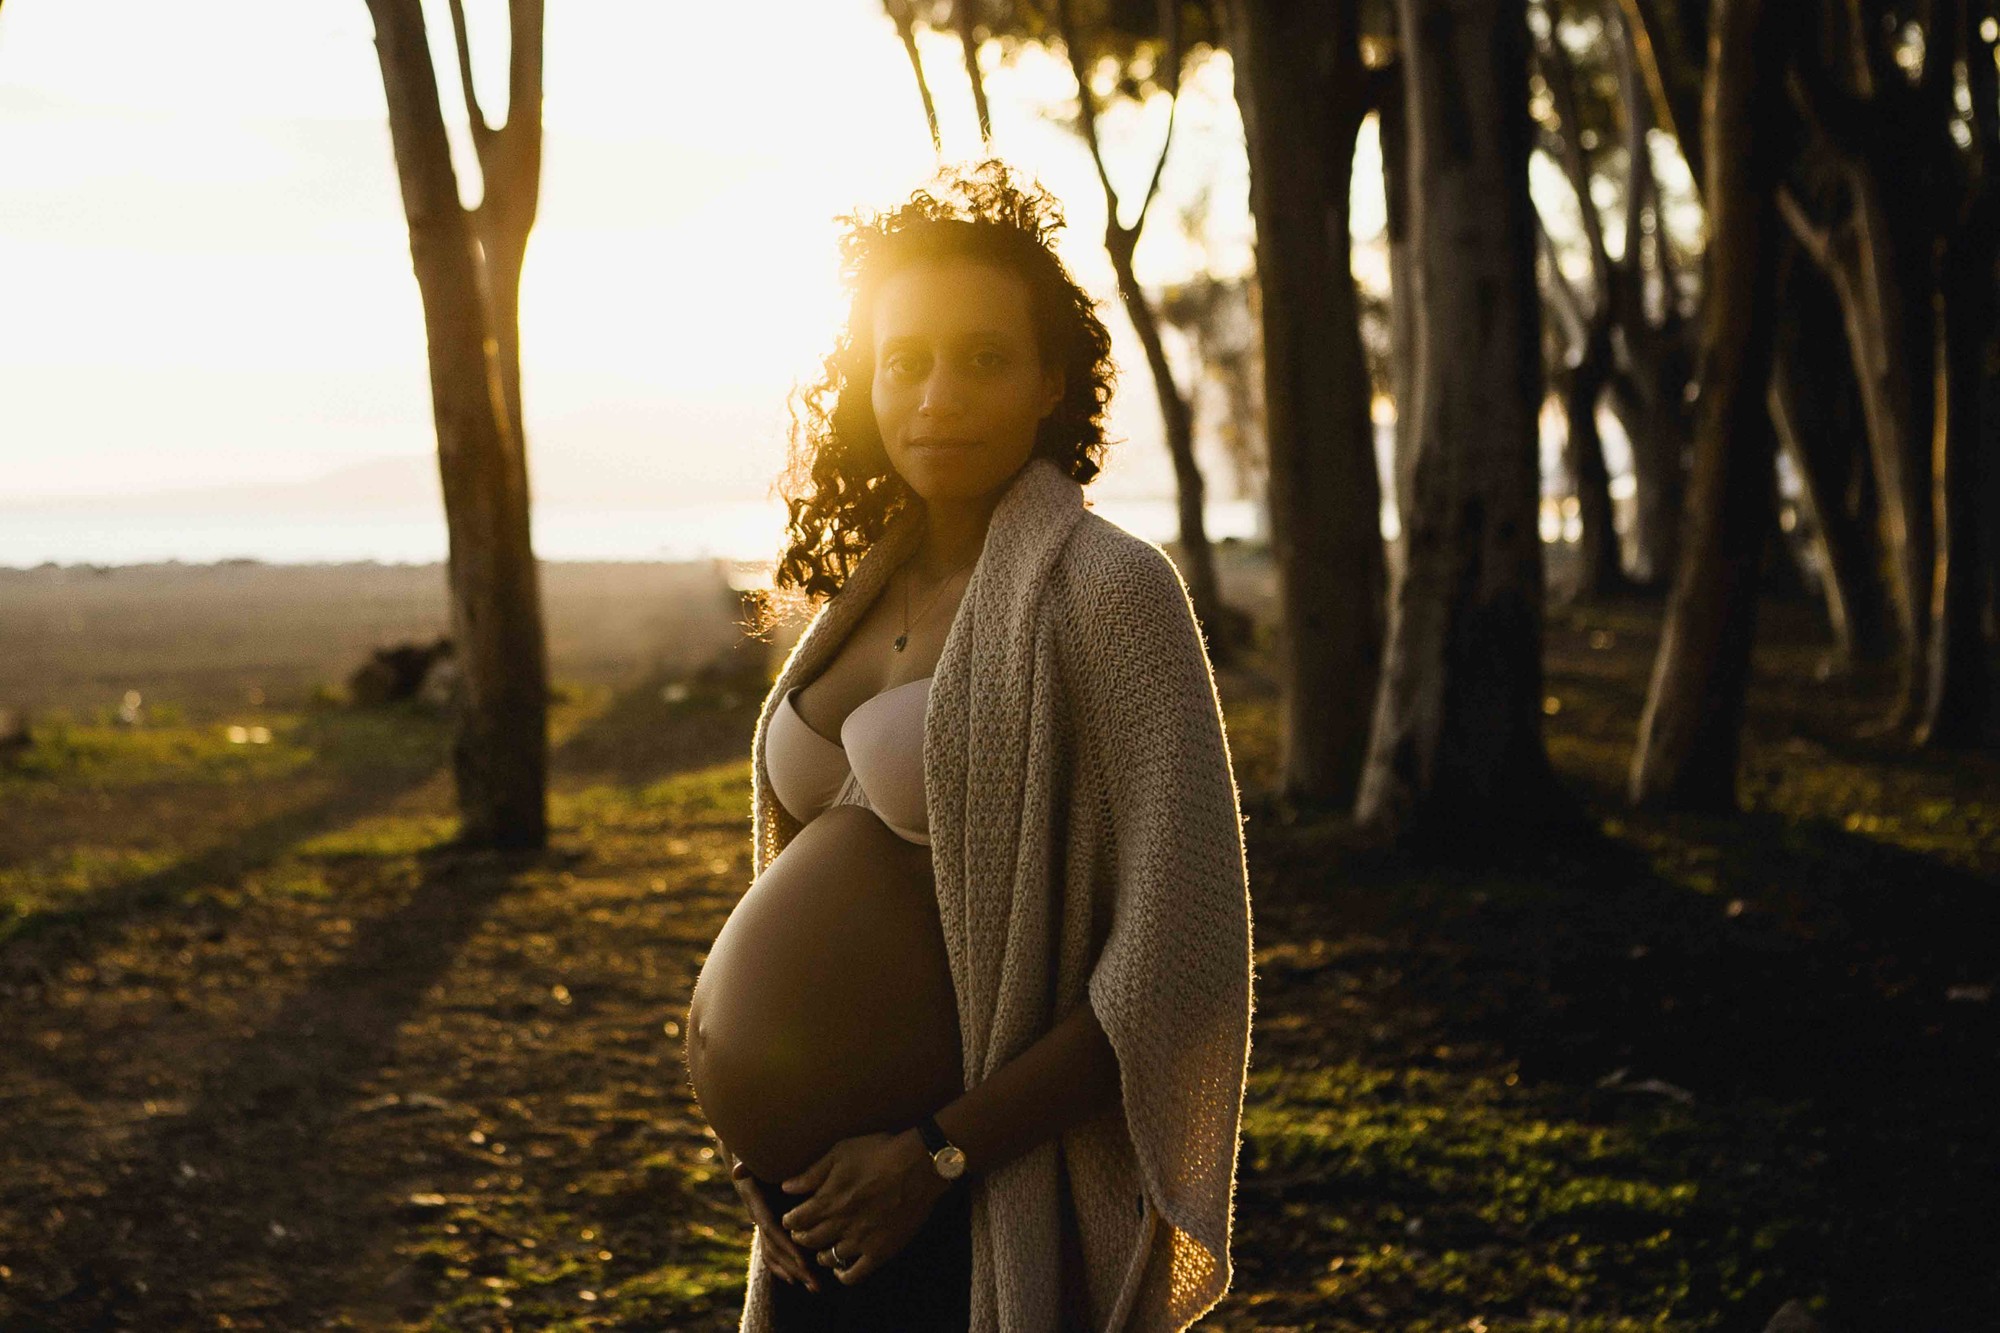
[916,1114,952,1155]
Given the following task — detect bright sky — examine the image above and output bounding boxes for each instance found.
[0,0,1262,530]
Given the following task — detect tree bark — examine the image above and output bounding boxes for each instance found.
[1768,259,1895,668]
[368,0,550,848]
[1563,320,1627,596]
[1777,2,1945,731]
[886,0,943,154]
[1533,18,1628,599]
[1629,0,1791,811]
[1227,0,1386,809]
[953,0,993,145]
[1616,0,1707,192]
[1356,0,1567,847]
[1054,0,1242,661]
[1380,55,1421,588]
[1917,0,2000,747]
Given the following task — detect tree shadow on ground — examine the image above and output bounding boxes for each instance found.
[0,705,452,981]
[550,665,767,794]
[1239,785,2000,1332]
[6,842,552,1328]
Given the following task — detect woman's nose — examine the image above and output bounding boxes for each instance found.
[919,368,966,417]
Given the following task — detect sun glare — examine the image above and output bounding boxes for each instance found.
[0,0,1256,558]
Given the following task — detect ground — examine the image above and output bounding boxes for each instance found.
[0,563,1995,1331]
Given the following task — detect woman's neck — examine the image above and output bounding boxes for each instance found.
[910,495,998,582]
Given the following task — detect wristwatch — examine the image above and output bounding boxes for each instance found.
[915,1114,968,1181]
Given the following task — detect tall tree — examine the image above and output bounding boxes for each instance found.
[1767,257,1896,670]
[1228,0,1386,806]
[366,0,551,848]
[1356,0,1568,846]
[1628,0,1793,810]
[1917,0,2000,747]
[1534,0,1699,596]
[1532,3,1633,598]
[883,0,1248,658]
[1776,0,1947,732]
[1050,0,1243,660]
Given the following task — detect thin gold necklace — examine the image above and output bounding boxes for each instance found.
[896,544,975,652]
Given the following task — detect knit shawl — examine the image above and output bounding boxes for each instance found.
[737,456,1254,1331]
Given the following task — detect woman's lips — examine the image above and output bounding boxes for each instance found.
[911,438,976,453]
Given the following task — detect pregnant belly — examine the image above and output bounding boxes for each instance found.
[684,806,963,1184]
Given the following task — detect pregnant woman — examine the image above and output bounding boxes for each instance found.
[683,162,1254,1332]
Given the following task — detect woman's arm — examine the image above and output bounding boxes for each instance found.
[924,997,1122,1180]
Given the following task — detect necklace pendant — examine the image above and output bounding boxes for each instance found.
[893,633,908,652]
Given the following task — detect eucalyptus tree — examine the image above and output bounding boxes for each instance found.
[1355,0,1572,846]
[1629,0,1796,810]
[364,0,551,848]
[886,1,1250,661]
[1228,0,1387,804]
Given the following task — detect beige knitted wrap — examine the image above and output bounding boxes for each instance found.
[737,457,1255,1330]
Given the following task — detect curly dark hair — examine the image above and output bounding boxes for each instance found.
[751,159,1117,632]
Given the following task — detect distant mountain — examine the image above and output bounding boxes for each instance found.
[7,455,446,515]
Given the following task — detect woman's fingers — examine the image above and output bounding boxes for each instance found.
[719,1149,815,1289]
[740,1178,820,1292]
[762,1221,815,1287]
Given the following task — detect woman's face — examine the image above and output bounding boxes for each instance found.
[869,256,1063,505]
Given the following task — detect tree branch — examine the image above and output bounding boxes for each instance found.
[886,0,943,154]
[1052,0,1124,229]
[1538,209,1592,350]
[1969,0,2000,165]
[1129,0,1185,238]
[1609,4,1654,277]
[953,0,993,146]
[1536,10,1613,299]
[1775,182,1836,271]
[1615,0,1706,191]
[1785,53,1871,164]
[446,0,494,145]
[504,0,544,141]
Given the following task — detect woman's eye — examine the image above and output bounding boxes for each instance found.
[970,351,1004,370]
[886,355,925,377]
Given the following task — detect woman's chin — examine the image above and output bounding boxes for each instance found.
[900,447,1029,500]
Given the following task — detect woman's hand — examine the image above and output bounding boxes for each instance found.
[778,1129,950,1285]
[727,1152,822,1294]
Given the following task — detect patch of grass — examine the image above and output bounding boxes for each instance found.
[553,762,747,837]
[0,717,316,789]
[0,845,183,941]
[1239,1058,1825,1330]
[297,815,458,861]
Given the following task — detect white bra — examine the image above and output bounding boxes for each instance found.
[765,675,931,846]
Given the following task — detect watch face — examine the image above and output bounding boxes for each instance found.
[935,1146,967,1180]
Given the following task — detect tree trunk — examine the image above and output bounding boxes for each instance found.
[1629,0,1790,812]
[1051,0,1242,662]
[1102,231,1238,662]
[1609,354,1690,588]
[1768,253,1894,667]
[1228,0,1387,809]
[1356,0,1567,847]
[1918,236,1994,745]
[1801,178,1937,728]
[1778,3,1946,732]
[1564,319,1630,598]
[368,0,550,849]
[1380,56,1421,590]
[1616,0,1707,193]
[1914,0,2000,747]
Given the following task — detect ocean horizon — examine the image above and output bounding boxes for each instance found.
[0,494,1271,571]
